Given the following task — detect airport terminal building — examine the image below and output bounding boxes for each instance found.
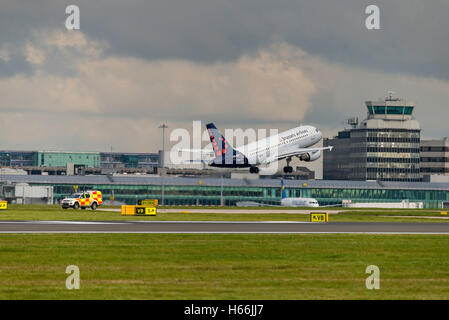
[0,175,448,209]
[0,150,159,174]
[324,95,421,182]
[421,138,449,178]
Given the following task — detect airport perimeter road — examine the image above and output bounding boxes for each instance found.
[1,221,449,234]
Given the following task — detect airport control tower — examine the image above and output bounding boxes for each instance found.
[323,92,421,182]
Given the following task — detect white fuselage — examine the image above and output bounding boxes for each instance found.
[235,125,322,165]
[281,197,320,207]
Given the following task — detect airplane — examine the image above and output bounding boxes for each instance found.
[278,180,342,208]
[237,180,336,207]
[183,122,333,174]
[279,179,320,207]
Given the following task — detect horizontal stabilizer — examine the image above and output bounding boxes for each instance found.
[178,148,215,157]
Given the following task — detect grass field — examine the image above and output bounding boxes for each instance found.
[1,205,448,299]
[0,204,448,223]
[0,233,448,299]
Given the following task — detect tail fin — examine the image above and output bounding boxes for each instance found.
[206,123,249,167]
[206,123,233,157]
[281,180,288,199]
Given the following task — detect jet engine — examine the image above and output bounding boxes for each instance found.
[299,150,321,162]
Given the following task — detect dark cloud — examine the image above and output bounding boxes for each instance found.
[0,1,448,152]
[304,91,346,127]
[1,1,449,79]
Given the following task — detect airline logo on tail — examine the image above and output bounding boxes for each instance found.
[206,123,250,168]
[206,123,231,158]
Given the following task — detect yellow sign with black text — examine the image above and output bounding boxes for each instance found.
[138,199,158,207]
[135,206,157,216]
[310,212,328,223]
[0,201,7,210]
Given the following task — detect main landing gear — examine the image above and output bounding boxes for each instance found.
[283,157,293,173]
[249,166,259,174]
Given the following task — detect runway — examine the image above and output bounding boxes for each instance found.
[1,220,449,234]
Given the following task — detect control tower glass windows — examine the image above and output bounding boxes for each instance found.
[370,105,413,115]
[373,106,386,114]
[387,106,404,114]
[404,107,413,115]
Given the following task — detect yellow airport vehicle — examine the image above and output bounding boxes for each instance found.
[310,212,328,222]
[441,211,448,215]
[137,199,158,207]
[61,190,103,210]
[0,201,7,210]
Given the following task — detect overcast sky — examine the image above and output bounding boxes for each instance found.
[0,0,448,155]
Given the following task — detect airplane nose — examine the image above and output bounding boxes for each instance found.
[317,130,323,139]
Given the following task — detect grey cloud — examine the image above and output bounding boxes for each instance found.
[0,35,318,151]
[1,1,449,80]
[304,91,347,128]
[1,1,449,152]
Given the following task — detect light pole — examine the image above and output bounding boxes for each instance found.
[220,173,224,206]
[159,124,168,206]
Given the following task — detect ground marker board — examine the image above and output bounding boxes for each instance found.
[135,206,157,216]
[310,212,328,222]
[137,199,158,207]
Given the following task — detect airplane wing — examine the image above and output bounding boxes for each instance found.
[184,159,213,164]
[178,148,215,157]
[173,157,214,165]
[174,149,215,165]
[277,146,333,160]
